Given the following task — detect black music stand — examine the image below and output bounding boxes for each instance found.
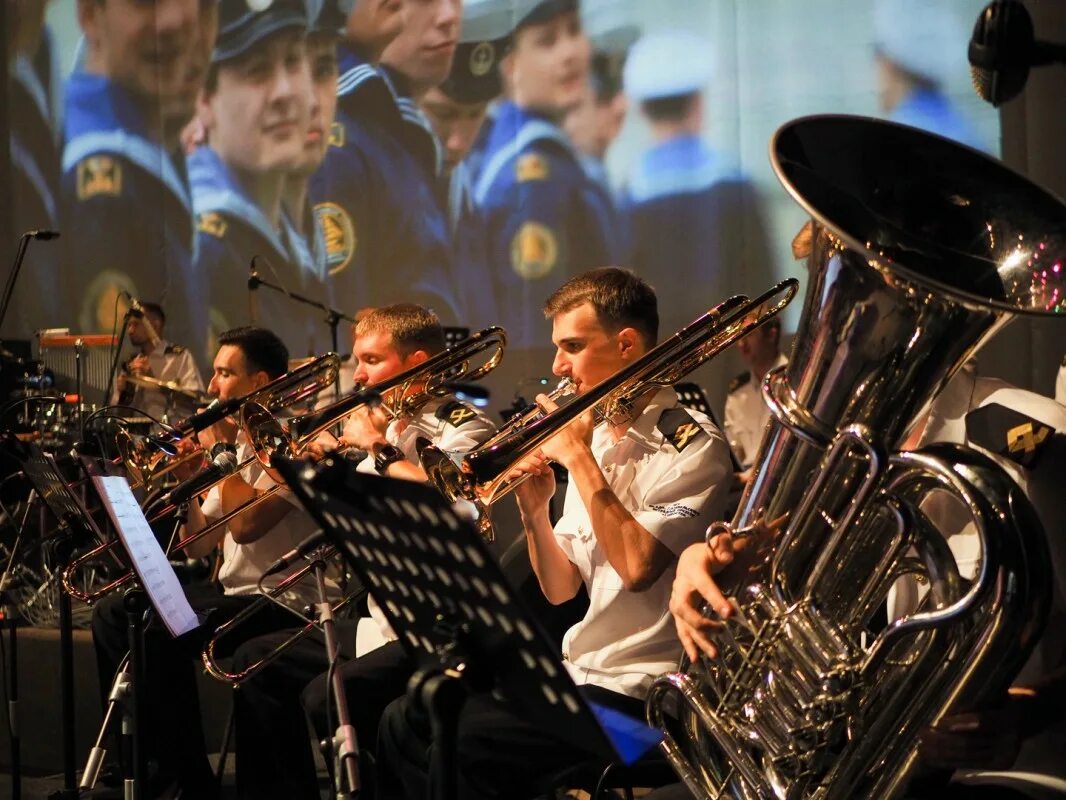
[13,438,103,799]
[275,457,663,800]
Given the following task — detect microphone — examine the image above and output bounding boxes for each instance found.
[163,448,240,506]
[968,0,1066,106]
[29,230,60,240]
[172,397,243,437]
[249,257,261,323]
[261,530,328,578]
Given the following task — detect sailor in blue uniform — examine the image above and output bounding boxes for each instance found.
[473,0,618,347]
[9,3,62,333]
[873,0,988,152]
[415,0,515,329]
[620,30,772,337]
[191,0,334,359]
[309,0,461,324]
[61,0,215,358]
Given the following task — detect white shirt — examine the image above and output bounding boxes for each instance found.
[554,387,732,698]
[723,353,787,468]
[112,339,204,421]
[893,370,1066,782]
[360,397,497,650]
[200,435,320,601]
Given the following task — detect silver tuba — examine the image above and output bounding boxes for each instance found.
[646,115,1066,800]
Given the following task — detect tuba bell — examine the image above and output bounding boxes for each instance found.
[646,115,1066,800]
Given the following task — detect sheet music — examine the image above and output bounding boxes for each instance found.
[93,476,199,638]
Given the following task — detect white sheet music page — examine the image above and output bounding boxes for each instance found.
[93,476,199,637]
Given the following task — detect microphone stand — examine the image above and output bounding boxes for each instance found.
[103,310,133,415]
[247,261,355,397]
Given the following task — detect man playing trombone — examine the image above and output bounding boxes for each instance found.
[228,303,497,799]
[90,326,326,799]
[375,268,733,799]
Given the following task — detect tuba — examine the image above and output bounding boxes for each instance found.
[646,115,1066,800]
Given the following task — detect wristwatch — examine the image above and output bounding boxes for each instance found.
[373,443,405,474]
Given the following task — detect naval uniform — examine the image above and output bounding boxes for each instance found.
[309,45,461,323]
[189,146,333,359]
[621,135,772,335]
[723,354,788,469]
[473,100,618,347]
[375,388,732,800]
[229,396,496,799]
[112,339,204,421]
[61,71,204,359]
[1055,356,1065,406]
[11,55,62,333]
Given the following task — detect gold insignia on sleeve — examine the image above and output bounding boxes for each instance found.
[197,212,228,239]
[516,153,549,183]
[1007,421,1051,457]
[328,121,346,148]
[672,422,702,451]
[510,222,557,280]
[469,42,495,77]
[76,156,122,200]
[437,400,477,428]
[314,202,357,275]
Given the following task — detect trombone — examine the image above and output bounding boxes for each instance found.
[60,354,343,604]
[197,327,508,685]
[420,280,799,538]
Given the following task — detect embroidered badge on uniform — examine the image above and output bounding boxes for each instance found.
[314,202,357,275]
[328,121,346,148]
[965,402,1056,469]
[164,344,187,355]
[728,371,750,394]
[76,156,122,200]
[657,406,707,452]
[436,400,477,428]
[197,212,228,239]
[510,222,557,280]
[469,42,495,77]
[516,153,549,182]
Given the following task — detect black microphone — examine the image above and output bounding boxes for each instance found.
[164,449,240,506]
[968,0,1066,106]
[29,230,60,240]
[171,397,243,437]
[261,530,328,578]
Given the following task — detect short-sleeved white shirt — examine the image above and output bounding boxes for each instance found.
[554,387,732,698]
[1055,357,1065,406]
[361,397,497,645]
[723,354,787,468]
[112,339,205,420]
[200,435,320,600]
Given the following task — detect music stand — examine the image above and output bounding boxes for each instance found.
[274,457,663,800]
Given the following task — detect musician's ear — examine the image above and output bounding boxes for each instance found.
[616,327,640,359]
[405,349,430,367]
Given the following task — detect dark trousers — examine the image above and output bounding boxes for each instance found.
[231,631,413,799]
[90,583,297,797]
[376,682,646,800]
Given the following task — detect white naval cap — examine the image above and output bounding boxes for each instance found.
[581,0,638,54]
[623,30,713,102]
[873,0,969,86]
[460,0,519,43]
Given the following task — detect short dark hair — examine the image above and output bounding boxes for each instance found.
[354,304,446,357]
[217,326,289,379]
[641,92,697,123]
[141,301,165,327]
[543,267,658,346]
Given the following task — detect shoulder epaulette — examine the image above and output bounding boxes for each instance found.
[436,399,479,428]
[657,406,708,452]
[728,371,750,394]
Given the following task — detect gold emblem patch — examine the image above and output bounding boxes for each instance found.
[469,42,495,77]
[328,121,346,148]
[510,222,557,280]
[671,422,702,451]
[197,212,228,239]
[76,156,122,200]
[437,401,477,428]
[516,153,549,183]
[314,202,357,275]
[1007,421,1051,457]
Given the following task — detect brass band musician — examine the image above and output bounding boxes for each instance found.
[374,268,733,799]
[228,304,496,799]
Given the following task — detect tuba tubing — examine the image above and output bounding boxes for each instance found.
[645,114,1066,800]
